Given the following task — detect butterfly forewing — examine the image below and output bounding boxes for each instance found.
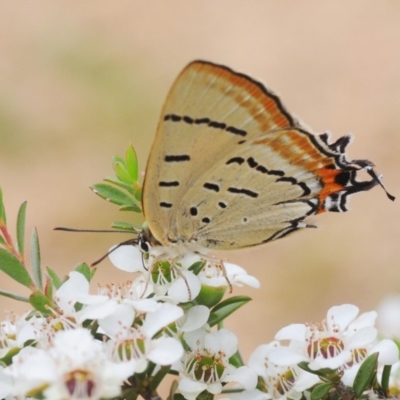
[143,61,297,245]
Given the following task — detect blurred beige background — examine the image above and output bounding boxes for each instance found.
[0,0,399,370]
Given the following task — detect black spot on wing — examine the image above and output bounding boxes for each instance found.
[159,202,173,208]
[164,113,248,137]
[226,157,245,165]
[183,115,194,124]
[190,207,198,216]
[226,126,247,137]
[228,187,258,198]
[203,182,220,192]
[195,118,210,124]
[247,157,258,168]
[159,181,180,187]
[208,121,226,130]
[164,155,190,162]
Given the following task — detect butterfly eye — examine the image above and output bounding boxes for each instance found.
[139,239,150,253]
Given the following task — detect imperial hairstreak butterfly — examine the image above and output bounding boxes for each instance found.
[138,60,393,255]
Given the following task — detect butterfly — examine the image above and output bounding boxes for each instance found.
[139,60,394,254]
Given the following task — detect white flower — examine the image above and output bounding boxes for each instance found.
[6,328,133,399]
[102,303,184,372]
[77,275,158,324]
[341,338,399,386]
[248,342,319,400]
[178,328,257,400]
[177,305,210,333]
[275,304,378,371]
[199,262,260,289]
[108,245,202,303]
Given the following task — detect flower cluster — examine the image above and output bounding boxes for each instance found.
[226,304,399,400]
[0,238,261,399]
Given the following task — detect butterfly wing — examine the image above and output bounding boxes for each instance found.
[143,60,380,249]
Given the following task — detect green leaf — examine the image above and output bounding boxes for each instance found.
[29,291,52,314]
[311,383,333,400]
[104,176,135,195]
[125,145,139,182]
[166,380,180,400]
[0,347,21,366]
[134,185,142,202]
[111,221,142,232]
[104,176,136,195]
[0,235,6,246]
[208,296,251,327]
[114,161,135,184]
[91,183,139,207]
[298,362,339,381]
[30,228,42,289]
[188,260,206,275]
[16,201,27,255]
[0,187,6,225]
[229,350,245,368]
[46,267,62,289]
[0,289,29,302]
[169,394,186,400]
[0,249,33,288]
[381,364,392,394]
[112,155,125,165]
[119,204,142,212]
[353,352,379,398]
[75,263,94,282]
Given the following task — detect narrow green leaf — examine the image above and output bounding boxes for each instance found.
[16,201,27,255]
[134,185,142,202]
[311,383,333,400]
[208,296,251,327]
[75,263,93,282]
[46,266,62,289]
[119,204,142,212]
[0,289,29,302]
[0,249,33,288]
[298,361,338,380]
[104,177,136,195]
[111,221,141,232]
[114,161,135,184]
[112,155,125,166]
[166,380,180,400]
[125,145,139,182]
[91,183,139,207]
[0,235,6,246]
[0,347,21,366]
[169,394,186,400]
[229,350,245,368]
[188,260,206,275]
[0,187,6,224]
[45,277,53,299]
[30,228,42,289]
[353,352,379,398]
[381,364,392,394]
[29,291,52,314]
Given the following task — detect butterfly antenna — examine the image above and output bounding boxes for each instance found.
[54,227,140,267]
[54,227,138,234]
